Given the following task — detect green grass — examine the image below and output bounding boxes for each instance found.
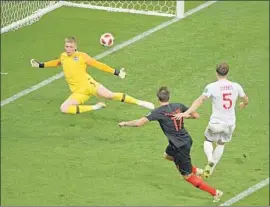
[1,1,269,206]
[185,1,207,11]
[232,186,269,206]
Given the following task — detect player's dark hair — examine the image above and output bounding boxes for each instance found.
[157,86,170,102]
[216,62,229,76]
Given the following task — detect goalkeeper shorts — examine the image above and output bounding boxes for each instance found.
[68,79,102,104]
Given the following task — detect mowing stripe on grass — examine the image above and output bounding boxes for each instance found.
[220,177,269,206]
[1,1,217,107]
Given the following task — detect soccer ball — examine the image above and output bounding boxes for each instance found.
[100,33,114,47]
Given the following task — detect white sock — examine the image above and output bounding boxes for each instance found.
[204,141,214,163]
[212,144,225,165]
[210,144,225,175]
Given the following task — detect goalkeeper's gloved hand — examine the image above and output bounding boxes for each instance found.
[114,68,126,79]
[30,59,44,68]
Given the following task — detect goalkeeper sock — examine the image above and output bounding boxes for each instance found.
[66,103,105,114]
[67,105,94,114]
[186,175,216,196]
[112,93,138,104]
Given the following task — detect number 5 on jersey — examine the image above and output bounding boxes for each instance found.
[223,93,232,109]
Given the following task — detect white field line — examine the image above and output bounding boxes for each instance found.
[1,1,217,107]
[220,177,269,206]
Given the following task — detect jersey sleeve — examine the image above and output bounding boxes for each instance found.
[236,83,246,97]
[145,110,160,121]
[82,53,115,74]
[44,58,61,67]
[202,83,213,98]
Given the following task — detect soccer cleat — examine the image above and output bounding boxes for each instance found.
[138,100,155,110]
[94,102,107,110]
[213,189,223,203]
[203,162,214,178]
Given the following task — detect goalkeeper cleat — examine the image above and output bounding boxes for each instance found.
[118,68,126,79]
[94,102,107,110]
[138,101,155,110]
[213,189,223,203]
[203,162,214,178]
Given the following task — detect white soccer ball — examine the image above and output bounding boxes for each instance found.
[100,33,114,47]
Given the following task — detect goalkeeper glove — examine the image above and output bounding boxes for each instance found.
[30,59,44,68]
[114,68,126,79]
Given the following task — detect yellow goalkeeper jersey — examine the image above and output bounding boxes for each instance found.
[44,51,115,92]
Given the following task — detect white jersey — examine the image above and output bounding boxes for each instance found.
[202,79,246,126]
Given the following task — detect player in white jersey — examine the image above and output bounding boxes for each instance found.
[174,62,249,178]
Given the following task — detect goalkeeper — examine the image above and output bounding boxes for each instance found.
[30,37,154,114]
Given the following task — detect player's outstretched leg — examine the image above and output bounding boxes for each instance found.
[203,139,215,178]
[210,141,225,175]
[184,174,223,202]
[176,163,223,202]
[173,142,223,202]
[97,85,154,110]
[60,99,106,114]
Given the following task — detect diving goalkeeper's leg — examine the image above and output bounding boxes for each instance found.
[96,85,155,110]
[60,94,106,114]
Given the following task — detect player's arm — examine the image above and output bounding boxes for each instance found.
[119,117,149,127]
[182,84,212,117]
[183,95,208,116]
[239,95,249,109]
[237,83,249,109]
[174,103,200,120]
[83,53,126,79]
[30,58,61,68]
[119,110,159,127]
[184,111,200,119]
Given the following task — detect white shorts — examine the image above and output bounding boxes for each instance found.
[204,121,236,143]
